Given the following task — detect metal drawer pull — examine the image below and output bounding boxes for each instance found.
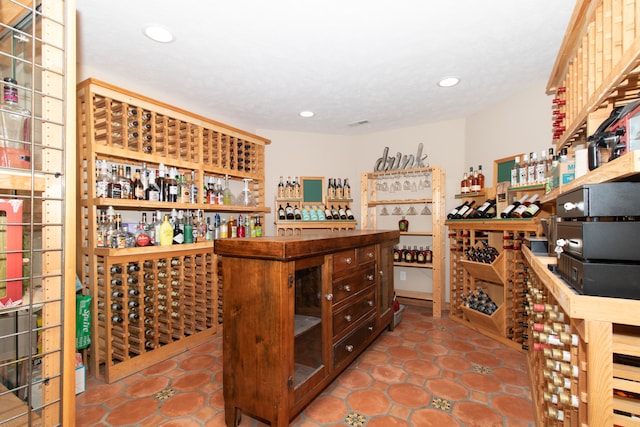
[325,293,334,301]
[368,326,374,331]
[367,252,374,258]
[344,315,352,322]
[345,344,354,352]
[366,274,374,281]
[344,257,352,264]
[367,300,374,307]
[344,285,351,292]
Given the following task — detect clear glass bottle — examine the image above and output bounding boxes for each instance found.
[178,172,190,203]
[511,156,520,187]
[223,175,233,205]
[145,171,160,201]
[0,77,31,169]
[96,160,111,198]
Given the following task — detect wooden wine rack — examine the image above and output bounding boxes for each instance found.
[522,258,587,426]
[447,221,541,351]
[77,78,271,382]
[548,0,640,150]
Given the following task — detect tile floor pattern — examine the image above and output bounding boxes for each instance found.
[76,306,535,426]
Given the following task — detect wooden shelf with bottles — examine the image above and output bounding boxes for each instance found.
[77,78,271,382]
[360,167,446,316]
[524,1,640,423]
[273,178,358,235]
[447,222,541,351]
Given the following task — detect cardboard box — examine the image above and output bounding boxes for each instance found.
[552,159,575,190]
[75,365,86,395]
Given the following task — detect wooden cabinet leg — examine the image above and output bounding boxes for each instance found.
[225,405,241,427]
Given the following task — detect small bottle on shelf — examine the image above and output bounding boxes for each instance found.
[398,216,409,232]
[510,156,520,187]
[460,172,470,194]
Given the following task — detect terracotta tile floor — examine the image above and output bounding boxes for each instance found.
[76,306,535,426]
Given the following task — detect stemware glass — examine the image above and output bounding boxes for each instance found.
[392,206,404,215]
[420,205,432,215]
[406,206,418,215]
[380,206,389,216]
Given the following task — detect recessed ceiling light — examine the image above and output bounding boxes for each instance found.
[143,26,174,43]
[299,111,314,118]
[437,77,460,88]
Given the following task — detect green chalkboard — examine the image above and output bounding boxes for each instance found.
[494,154,522,186]
[302,177,324,204]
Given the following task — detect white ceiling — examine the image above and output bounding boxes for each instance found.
[75,1,575,135]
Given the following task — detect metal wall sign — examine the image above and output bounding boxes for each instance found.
[373,143,429,171]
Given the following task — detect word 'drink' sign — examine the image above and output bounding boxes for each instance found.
[373,143,429,172]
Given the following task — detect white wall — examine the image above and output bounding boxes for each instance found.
[465,80,554,186]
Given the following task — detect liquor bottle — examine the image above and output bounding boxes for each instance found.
[145,171,160,201]
[166,167,178,202]
[255,216,263,237]
[130,168,143,200]
[183,212,194,243]
[393,246,401,262]
[522,195,542,218]
[206,176,216,204]
[477,165,485,190]
[301,206,311,221]
[500,195,527,218]
[425,246,433,263]
[510,156,520,187]
[447,201,469,219]
[178,172,190,203]
[343,178,351,199]
[518,153,528,187]
[222,175,232,205]
[236,214,245,238]
[95,160,110,197]
[536,150,547,184]
[403,247,413,263]
[345,205,355,220]
[330,205,340,219]
[338,205,347,220]
[120,166,133,199]
[278,204,286,220]
[467,167,476,192]
[470,169,481,192]
[309,206,319,220]
[189,171,198,204]
[277,176,285,198]
[0,77,31,169]
[327,178,336,199]
[527,152,537,185]
[108,164,122,198]
[460,172,470,194]
[398,216,409,232]
[156,164,166,202]
[317,206,326,220]
[293,176,301,198]
[135,213,151,246]
[335,178,343,199]
[294,205,302,220]
[416,246,426,264]
[228,215,237,238]
[159,215,173,246]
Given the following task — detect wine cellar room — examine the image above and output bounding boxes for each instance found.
[3,1,640,426]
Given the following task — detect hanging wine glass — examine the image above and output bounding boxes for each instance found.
[403,179,411,191]
[392,206,404,215]
[406,206,418,215]
[420,205,432,215]
[380,206,389,216]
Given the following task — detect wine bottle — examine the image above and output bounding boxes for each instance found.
[338,205,347,220]
[323,205,332,220]
[511,194,538,218]
[522,195,542,218]
[501,195,528,218]
[477,165,485,189]
[278,204,286,220]
[293,205,302,220]
[345,205,355,220]
[454,201,475,219]
[330,205,340,219]
[473,199,496,218]
[285,203,294,220]
[447,201,469,219]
